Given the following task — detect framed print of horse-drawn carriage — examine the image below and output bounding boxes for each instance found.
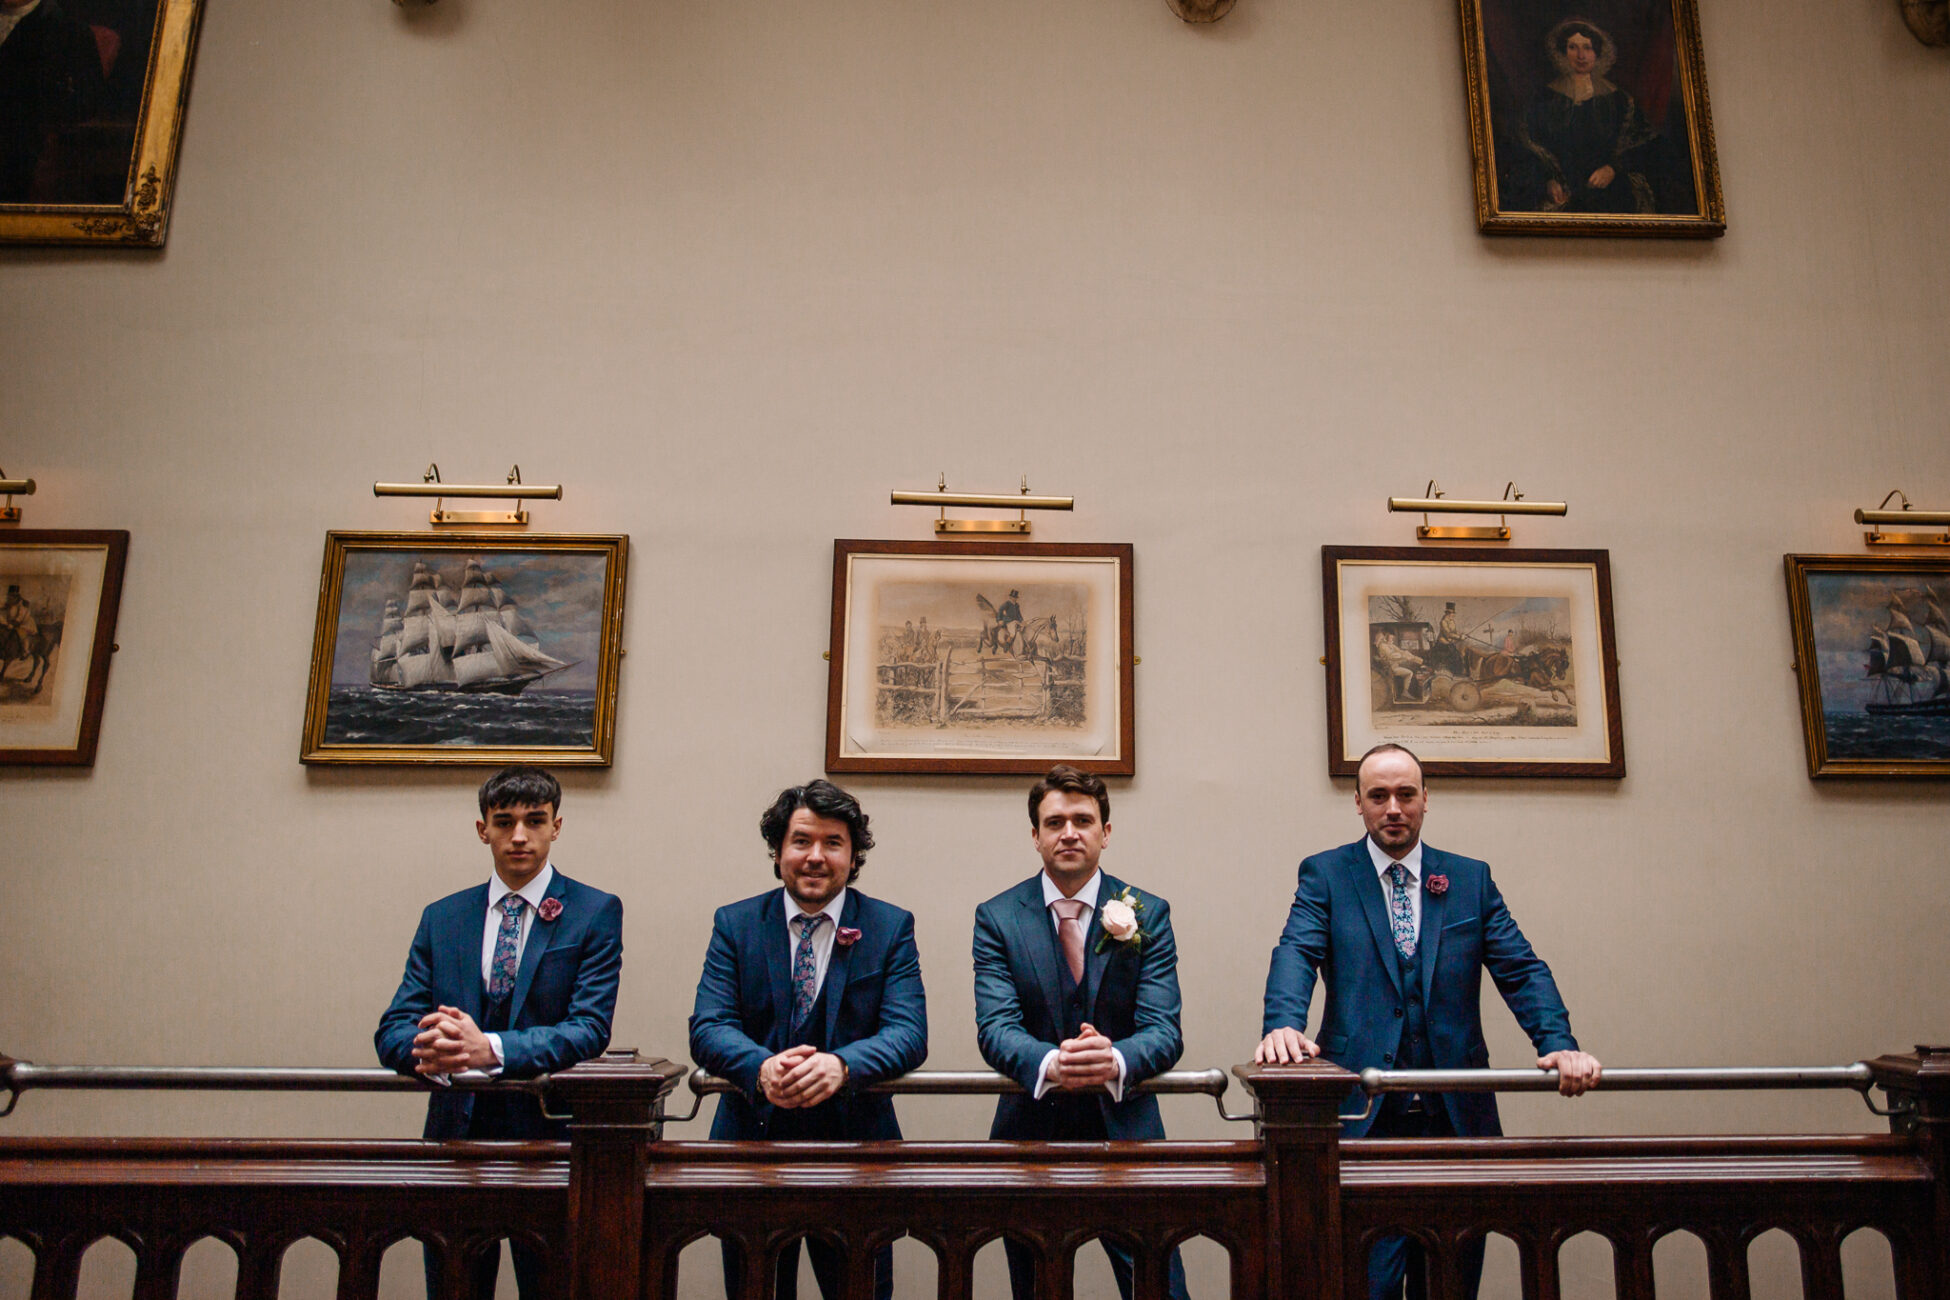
[1323,546,1624,778]
[0,529,129,766]
[826,540,1134,776]
[1784,554,1950,779]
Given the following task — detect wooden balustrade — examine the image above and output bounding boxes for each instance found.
[0,1047,1942,1300]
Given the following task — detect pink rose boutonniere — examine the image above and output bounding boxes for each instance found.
[537,897,564,922]
[1092,890,1147,954]
[836,927,862,947]
[1425,875,1449,897]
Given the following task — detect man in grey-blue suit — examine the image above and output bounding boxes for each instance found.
[1258,743,1601,1300]
[376,766,624,1300]
[974,765,1191,1300]
[689,779,927,1300]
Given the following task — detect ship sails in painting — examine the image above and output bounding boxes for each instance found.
[1864,587,1950,716]
[370,558,573,695]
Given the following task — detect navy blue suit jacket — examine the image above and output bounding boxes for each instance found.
[688,888,928,1140]
[973,872,1183,1141]
[376,869,624,1139]
[1261,839,1577,1137]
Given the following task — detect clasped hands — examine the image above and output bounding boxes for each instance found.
[1254,1028,1604,1098]
[412,1005,497,1076]
[759,1045,849,1108]
[1047,1021,1119,1092]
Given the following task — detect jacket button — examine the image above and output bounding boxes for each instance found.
[1383,1053,1394,1064]
[1394,1007,1403,1018]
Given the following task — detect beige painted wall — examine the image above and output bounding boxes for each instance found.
[2,0,1946,1296]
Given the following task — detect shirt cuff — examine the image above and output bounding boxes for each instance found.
[485,1032,506,1077]
[1106,1048,1128,1103]
[1031,1049,1061,1099]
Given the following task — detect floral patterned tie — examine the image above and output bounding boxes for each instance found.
[789,912,828,1039]
[488,895,525,1000]
[1387,864,1417,959]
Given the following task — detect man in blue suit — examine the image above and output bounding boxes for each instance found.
[1257,743,1600,1300]
[973,765,1191,1300]
[376,765,624,1300]
[689,779,927,1300]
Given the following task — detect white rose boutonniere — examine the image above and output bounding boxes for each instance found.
[1094,890,1146,954]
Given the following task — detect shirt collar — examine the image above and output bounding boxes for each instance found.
[1042,869,1102,911]
[1366,838,1423,883]
[489,862,555,912]
[786,886,848,928]
[0,2,43,44]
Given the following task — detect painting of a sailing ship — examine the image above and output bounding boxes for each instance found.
[303,533,627,765]
[1789,556,1950,776]
[826,541,1134,776]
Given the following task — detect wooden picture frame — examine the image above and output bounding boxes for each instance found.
[1323,546,1625,779]
[826,539,1135,776]
[0,0,205,246]
[301,532,628,767]
[0,529,128,766]
[1458,0,1724,237]
[1784,553,1950,779]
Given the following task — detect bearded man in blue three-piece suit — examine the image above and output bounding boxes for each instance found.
[376,765,624,1300]
[1257,743,1602,1300]
[973,765,1192,1300]
[689,779,928,1300]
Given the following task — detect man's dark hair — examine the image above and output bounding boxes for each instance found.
[478,765,562,817]
[1355,743,1425,788]
[761,779,873,880]
[1027,764,1110,827]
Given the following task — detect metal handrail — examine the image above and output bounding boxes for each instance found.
[668,1067,1237,1124]
[0,1062,547,1119]
[1337,1063,1898,1123]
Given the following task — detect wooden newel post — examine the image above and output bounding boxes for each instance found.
[1864,1044,1950,1299]
[1237,1061,1360,1300]
[549,1051,687,1300]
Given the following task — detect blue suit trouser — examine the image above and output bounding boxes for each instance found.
[1365,1100,1482,1300]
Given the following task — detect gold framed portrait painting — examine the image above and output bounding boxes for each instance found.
[0,0,205,246]
[1458,0,1724,237]
[0,529,129,766]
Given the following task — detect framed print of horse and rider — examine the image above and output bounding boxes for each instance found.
[1458,0,1725,237]
[825,540,1134,776]
[1322,547,1625,779]
[0,530,129,766]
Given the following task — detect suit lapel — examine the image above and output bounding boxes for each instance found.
[1350,844,1405,996]
[1015,878,1066,1033]
[762,890,792,1045]
[1081,872,1117,1017]
[821,890,861,1046]
[507,872,566,1027]
[1417,849,1447,1007]
[455,884,490,1023]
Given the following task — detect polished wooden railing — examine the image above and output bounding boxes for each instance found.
[0,1046,1943,1300]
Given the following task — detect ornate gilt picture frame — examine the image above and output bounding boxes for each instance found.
[1323,546,1625,778]
[0,0,205,247]
[826,539,1135,777]
[301,532,629,767]
[1784,553,1950,779]
[1458,0,1724,238]
[0,529,129,766]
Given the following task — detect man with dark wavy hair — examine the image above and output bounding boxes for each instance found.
[690,779,927,1300]
[376,765,623,1300]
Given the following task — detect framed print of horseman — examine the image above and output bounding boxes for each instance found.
[1457,0,1724,237]
[825,539,1134,776]
[0,530,128,766]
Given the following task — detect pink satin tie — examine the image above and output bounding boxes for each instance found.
[1053,898,1089,984]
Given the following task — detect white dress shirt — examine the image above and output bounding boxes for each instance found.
[1033,869,1129,1101]
[474,862,556,1072]
[1366,838,1424,938]
[783,887,848,1012]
